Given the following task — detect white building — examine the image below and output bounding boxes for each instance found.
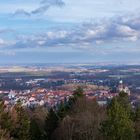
[118,80,131,95]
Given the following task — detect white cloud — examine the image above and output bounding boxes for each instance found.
[117,25,138,38]
[2,13,140,55]
[0,38,5,46]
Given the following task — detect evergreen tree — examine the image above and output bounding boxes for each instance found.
[66,86,85,108]
[29,118,42,140]
[0,102,12,132]
[117,91,131,112]
[57,101,67,120]
[73,86,84,99]
[100,98,134,140]
[134,107,140,140]
[44,108,59,140]
[57,87,85,120]
[11,103,30,140]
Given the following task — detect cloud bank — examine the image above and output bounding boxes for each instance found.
[7,14,140,52]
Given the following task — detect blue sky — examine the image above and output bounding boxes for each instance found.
[0,0,140,64]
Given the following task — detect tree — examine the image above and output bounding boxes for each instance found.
[73,86,84,99]
[54,116,75,140]
[11,103,30,140]
[0,102,12,131]
[57,87,85,120]
[0,102,13,140]
[100,98,134,140]
[117,91,131,112]
[57,101,67,120]
[44,109,59,140]
[66,86,85,109]
[134,107,140,140]
[55,98,106,140]
[0,128,12,140]
[29,118,42,140]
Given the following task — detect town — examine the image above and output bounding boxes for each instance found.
[0,64,139,109]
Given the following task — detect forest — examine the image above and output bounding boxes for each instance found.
[0,87,140,140]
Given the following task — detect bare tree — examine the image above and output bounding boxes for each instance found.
[54,98,106,140]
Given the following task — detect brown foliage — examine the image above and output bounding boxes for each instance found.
[27,107,48,131]
[54,98,106,140]
[0,127,12,140]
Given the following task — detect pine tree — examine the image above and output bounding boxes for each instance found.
[29,118,42,140]
[117,91,131,112]
[134,107,140,140]
[57,101,67,119]
[100,98,134,140]
[44,108,59,140]
[73,86,84,99]
[11,103,30,140]
[57,87,85,121]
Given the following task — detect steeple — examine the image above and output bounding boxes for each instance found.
[118,80,130,96]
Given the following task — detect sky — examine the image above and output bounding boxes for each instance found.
[0,0,140,64]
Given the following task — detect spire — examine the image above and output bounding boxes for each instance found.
[119,80,123,84]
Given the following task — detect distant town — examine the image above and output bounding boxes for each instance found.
[0,64,140,109]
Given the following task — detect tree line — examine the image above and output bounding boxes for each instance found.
[0,87,140,140]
